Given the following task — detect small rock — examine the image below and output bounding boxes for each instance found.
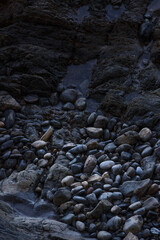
[106,216,122,231]
[147,183,159,195]
[74,203,84,214]
[40,126,53,142]
[0,92,21,110]
[53,188,71,206]
[1,140,13,152]
[84,155,97,174]
[24,94,39,103]
[139,127,152,142]
[123,215,143,234]
[94,115,108,129]
[32,140,47,149]
[63,102,75,110]
[61,176,74,186]
[87,112,97,125]
[0,121,4,127]
[104,142,116,153]
[86,127,103,138]
[61,213,75,225]
[87,200,112,219]
[97,231,112,240]
[150,227,160,235]
[4,109,15,129]
[44,153,52,159]
[123,232,138,240]
[143,197,159,211]
[75,98,86,110]
[100,161,115,170]
[114,131,139,145]
[76,221,85,232]
[111,205,121,214]
[120,179,151,196]
[88,174,102,183]
[129,201,142,211]
[60,89,77,103]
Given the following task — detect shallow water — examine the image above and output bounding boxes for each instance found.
[62,59,97,96]
[106,4,125,21]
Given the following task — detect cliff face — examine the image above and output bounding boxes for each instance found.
[1,0,160,119]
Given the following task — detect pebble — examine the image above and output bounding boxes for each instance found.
[123,232,138,240]
[60,89,77,103]
[83,155,97,174]
[32,140,47,149]
[61,176,74,186]
[123,215,143,234]
[139,128,152,141]
[87,112,97,125]
[4,109,15,129]
[104,142,116,153]
[100,161,115,170]
[106,216,122,231]
[76,221,85,232]
[86,127,103,138]
[97,231,112,240]
[94,115,108,129]
[1,140,13,151]
[75,98,86,110]
[129,201,142,211]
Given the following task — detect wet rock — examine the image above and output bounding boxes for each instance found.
[0,92,21,111]
[129,201,142,211]
[24,150,36,162]
[84,155,97,174]
[4,109,15,129]
[60,89,77,103]
[147,183,159,195]
[139,127,152,141]
[115,131,139,145]
[86,193,98,206]
[75,98,86,110]
[123,232,138,240]
[32,140,47,149]
[150,227,160,235]
[94,115,108,129]
[88,174,102,183]
[143,197,159,211]
[120,179,151,196]
[97,231,112,240]
[53,188,71,206]
[141,146,153,158]
[123,215,143,234]
[86,127,103,138]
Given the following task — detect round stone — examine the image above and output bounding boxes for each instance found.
[139,128,152,141]
[100,161,115,170]
[75,98,86,110]
[97,231,112,240]
[76,221,85,232]
[24,94,39,103]
[61,176,74,186]
[60,89,77,103]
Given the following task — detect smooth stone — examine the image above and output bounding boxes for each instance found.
[75,98,86,110]
[116,144,132,153]
[0,121,4,127]
[18,160,27,171]
[86,200,112,219]
[111,205,121,214]
[66,152,74,160]
[40,126,53,142]
[62,143,76,151]
[100,161,115,170]
[24,150,36,161]
[0,168,7,180]
[133,207,145,216]
[60,89,77,103]
[123,232,138,240]
[86,193,98,206]
[98,192,113,201]
[106,216,122,231]
[97,231,112,240]
[50,119,62,129]
[129,201,142,211]
[86,139,99,150]
[71,163,83,174]
[140,155,156,179]
[104,142,116,153]
[61,213,75,225]
[141,146,153,158]
[112,164,122,175]
[139,128,152,141]
[136,167,143,176]
[120,179,151,196]
[1,140,13,151]
[150,227,160,235]
[36,149,46,158]
[76,221,85,232]
[74,203,84,214]
[114,131,139,145]
[87,112,97,125]
[53,188,71,206]
[50,92,58,105]
[123,215,143,234]
[0,92,21,110]
[4,109,15,129]
[61,176,74,186]
[72,196,88,205]
[32,140,47,149]
[47,163,71,182]
[147,183,159,195]
[88,223,97,233]
[63,102,75,110]
[69,144,87,154]
[121,151,131,160]
[94,115,108,129]
[88,174,102,183]
[44,153,52,159]
[24,94,39,103]
[83,155,97,174]
[143,197,159,211]
[86,127,103,138]
[38,159,48,167]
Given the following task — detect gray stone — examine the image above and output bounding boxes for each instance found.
[76,221,85,232]
[140,155,156,179]
[143,197,159,211]
[86,127,103,138]
[150,227,160,235]
[123,232,138,240]
[114,131,139,145]
[139,128,152,141]
[4,109,15,129]
[86,193,98,206]
[61,176,74,187]
[120,179,151,196]
[75,98,86,110]
[100,161,115,170]
[61,213,75,225]
[141,146,153,158]
[94,115,108,129]
[129,201,142,211]
[97,231,112,240]
[87,112,97,125]
[86,200,112,219]
[47,163,71,182]
[84,155,97,174]
[104,142,116,153]
[69,144,87,154]
[0,140,13,151]
[60,89,77,103]
[32,140,47,149]
[53,188,71,206]
[63,102,75,110]
[112,164,122,175]
[0,92,21,111]
[123,215,143,234]
[106,216,122,231]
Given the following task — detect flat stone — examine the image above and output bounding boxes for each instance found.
[129,201,142,211]
[47,163,71,182]
[104,142,116,153]
[86,200,112,219]
[120,179,151,196]
[139,127,152,141]
[97,231,112,240]
[123,215,143,234]
[75,98,86,110]
[114,131,139,145]
[88,174,102,183]
[0,92,21,110]
[0,140,13,151]
[106,216,122,231]
[61,176,74,186]
[32,140,47,149]
[140,155,156,179]
[76,221,85,232]
[94,115,108,129]
[53,188,71,206]
[86,127,103,138]
[4,109,15,129]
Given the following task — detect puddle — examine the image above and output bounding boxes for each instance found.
[77,6,89,23]
[62,59,97,96]
[106,4,125,21]
[148,0,160,12]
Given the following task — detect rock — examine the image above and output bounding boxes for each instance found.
[88,174,102,183]
[143,197,159,211]
[106,216,122,231]
[114,131,139,145]
[62,143,76,151]
[139,127,152,141]
[0,140,13,151]
[112,164,122,175]
[83,155,97,174]
[123,215,143,234]
[47,163,71,182]
[76,221,85,232]
[63,102,75,110]
[86,139,99,150]
[69,144,87,154]
[120,179,151,196]
[4,158,17,169]
[0,92,21,111]
[44,153,52,159]
[4,109,15,129]
[0,169,6,180]
[37,149,46,158]
[111,205,121,214]
[86,127,103,138]
[147,183,159,195]
[60,89,77,103]
[94,115,108,129]
[150,227,160,235]
[61,176,74,186]
[123,232,138,240]
[140,155,156,179]
[104,142,116,153]
[38,159,48,167]
[53,188,71,206]
[86,200,112,219]
[100,161,115,170]
[25,124,39,142]
[87,112,97,125]
[24,94,39,103]
[75,98,86,110]
[141,146,153,158]
[40,126,53,141]
[50,92,58,105]
[129,201,142,211]
[1,164,39,194]
[97,231,112,240]
[61,213,75,225]
[24,150,36,161]
[32,140,47,149]
[86,193,98,206]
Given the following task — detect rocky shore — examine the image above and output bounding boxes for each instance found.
[0,0,160,239]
